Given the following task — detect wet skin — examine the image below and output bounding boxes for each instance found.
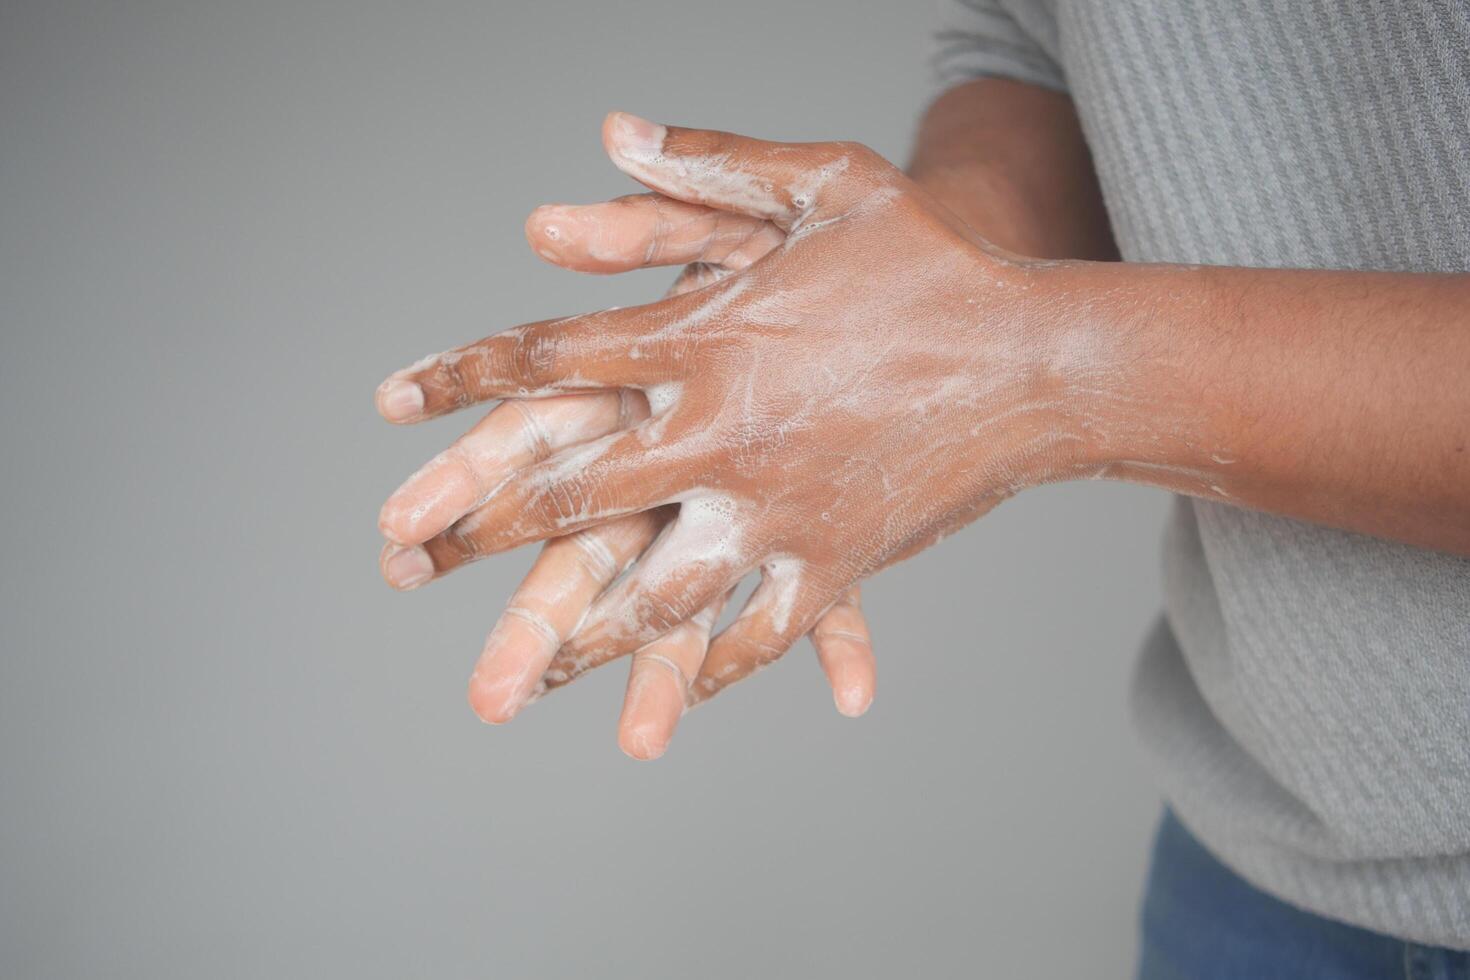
[377,89,1470,758]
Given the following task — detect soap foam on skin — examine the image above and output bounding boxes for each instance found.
[380,389,637,545]
[451,204,794,706]
[557,489,751,667]
[394,114,1238,709]
[606,113,855,233]
[528,221,1012,667]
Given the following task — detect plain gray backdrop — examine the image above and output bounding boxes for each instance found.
[0,1,1170,977]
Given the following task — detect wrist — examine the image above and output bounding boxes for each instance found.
[1028,259,1234,490]
[1010,257,1176,481]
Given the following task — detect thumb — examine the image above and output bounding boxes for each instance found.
[600,111,882,230]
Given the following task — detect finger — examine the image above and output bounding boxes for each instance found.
[541,501,756,685]
[526,194,782,275]
[379,389,645,546]
[386,421,701,587]
[601,112,888,230]
[810,587,876,718]
[617,594,728,761]
[465,509,667,724]
[373,296,695,424]
[690,562,840,706]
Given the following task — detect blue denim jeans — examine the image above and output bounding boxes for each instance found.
[1138,809,1469,980]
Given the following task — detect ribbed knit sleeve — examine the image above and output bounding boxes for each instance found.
[931,0,1067,94]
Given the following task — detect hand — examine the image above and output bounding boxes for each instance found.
[377,113,1098,710]
[379,191,876,757]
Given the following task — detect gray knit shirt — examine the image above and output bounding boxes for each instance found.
[933,0,1470,948]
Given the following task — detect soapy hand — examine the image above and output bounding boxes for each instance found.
[379,190,875,757]
[377,113,1100,723]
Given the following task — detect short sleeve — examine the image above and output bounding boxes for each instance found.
[931,0,1067,96]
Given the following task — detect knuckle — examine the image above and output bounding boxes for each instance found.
[508,327,561,388]
[743,636,789,668]
[501,605,562,648]
[568,530,620,583]
[441,444,489,500]
[537,474,593,528]
[507,400,553,460]
[635,588,694,637]
[635,652,690,689]
[833,140,879,166]
[811,627,870,648]
[645,195,670,262]
[826,141,894,187]
[443,516,487,560]
[615,388,638,430]
[505,323,567,387]
[437,354,476,408]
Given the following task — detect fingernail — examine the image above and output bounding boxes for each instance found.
[836,685,871,718]
[377,378,424,421]
[610,112,665,159]
[384,544,434,589]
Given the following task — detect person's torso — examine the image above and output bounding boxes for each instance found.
[1001,0,1470,945]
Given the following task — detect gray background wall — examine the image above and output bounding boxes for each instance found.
[0,2,1169,977]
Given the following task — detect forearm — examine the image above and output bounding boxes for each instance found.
[915,81,1467,553]
[1060,261,1470,555]
[909,78,1117,261]
[380,110,1466,701]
